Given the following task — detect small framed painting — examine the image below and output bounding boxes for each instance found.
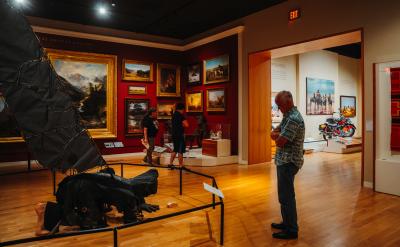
[206,88,226,112]
[187,63,201,86]
[122,59,153,82]
[125,99,149,136]
[340,96,356,117]
[157,64,181,97]
[128,85,147,95]
[157,102,175,120]
[204,54,229,84]
[186,91,203,112]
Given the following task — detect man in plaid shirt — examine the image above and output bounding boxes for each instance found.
[271,91,305,239]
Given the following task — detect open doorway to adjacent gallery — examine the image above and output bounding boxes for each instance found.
[248,30,364,185]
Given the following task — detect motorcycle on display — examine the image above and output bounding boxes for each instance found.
[318,112,356,140]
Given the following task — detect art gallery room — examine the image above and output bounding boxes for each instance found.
[1,0,400,246]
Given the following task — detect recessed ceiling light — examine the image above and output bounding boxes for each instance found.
[98,5,108,16]
[14,0,26,5]
[111,0,116,7]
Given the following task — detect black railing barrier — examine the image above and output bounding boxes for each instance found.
[0,163,225,246]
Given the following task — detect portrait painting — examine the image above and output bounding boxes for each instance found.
[48,49,117,138]
[186,91,203,112]
[204,54,229,84]
[157,64,180,97]
[0,94,23,143]
[128,85,147,95]
[122,60,153,82]
[157,102,175,120]
[306,77,335,115]
[187,63,201,86]
[340,96,356,117]
[125,99,149,136]
[206,88,226,112]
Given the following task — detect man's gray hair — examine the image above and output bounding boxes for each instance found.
[277,90,294,104]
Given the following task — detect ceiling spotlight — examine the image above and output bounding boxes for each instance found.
[14,0,26,5]
[111,0,116,7]
[98,5,108,15]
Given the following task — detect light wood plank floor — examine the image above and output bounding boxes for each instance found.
[1,152,400,247]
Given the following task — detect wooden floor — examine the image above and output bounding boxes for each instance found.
[1,152,400,246]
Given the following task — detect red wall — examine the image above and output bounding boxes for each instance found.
[183,35,238,154]
[0,33,238,162]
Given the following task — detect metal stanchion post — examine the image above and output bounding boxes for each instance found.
[52,169,56,196]
[179,167,183,195]
[220,203,224,245]
[113,227,118,247]
[120,164,124,178]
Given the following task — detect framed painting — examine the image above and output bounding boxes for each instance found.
[125,99,149,136]
[204,54,229,84]
[128,85,147,95]
[186,91,203,112]
[340,96,356,117]
[157,102,175,120]
[206,88,226,112]
[157,64,181,97]
[0,94,23,143]
[306,77,335,115]
[187,63,201,86]
[122,59,153,82]
[47,49,117,138]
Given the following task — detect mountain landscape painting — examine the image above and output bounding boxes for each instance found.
[53,59,107,129]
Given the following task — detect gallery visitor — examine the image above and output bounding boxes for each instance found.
[270,90,305,239]
[142,108,159,165]
[169,102,189,168]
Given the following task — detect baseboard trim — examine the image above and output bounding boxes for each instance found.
[363,181,373,188]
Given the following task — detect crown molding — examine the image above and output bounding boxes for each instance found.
[32,25,245,52]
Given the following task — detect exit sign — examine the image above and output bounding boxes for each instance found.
[289,9,300,21]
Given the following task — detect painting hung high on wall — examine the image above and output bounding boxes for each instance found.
[157,64,181,97]
[0,94,23,143]
[48,49,117,138]
[206,88,226,112]
[204,54,229,84]
[125,99,149,136]
[340,96,356,117]
[306,77,335,115]
[157,102,175,120]
[187,63,201,86]
[186,91,203,112]
[122,60,153,82]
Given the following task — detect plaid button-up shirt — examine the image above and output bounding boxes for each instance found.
[275,107,305,168]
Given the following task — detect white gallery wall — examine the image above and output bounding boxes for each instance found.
[272,50,361,140]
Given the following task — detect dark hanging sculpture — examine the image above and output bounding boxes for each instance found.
[0,1,106,172]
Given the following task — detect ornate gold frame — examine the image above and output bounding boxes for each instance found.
[186,91,203,113]
[47,49,117,139]
[203,54,230,84]
[206,88,226,112]
[157,64,181,97]
[122,59,153,82]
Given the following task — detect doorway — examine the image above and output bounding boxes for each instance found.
[248,30,364,183]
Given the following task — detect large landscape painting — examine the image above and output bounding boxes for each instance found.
[48,49,117,138]
[122,60,153,81]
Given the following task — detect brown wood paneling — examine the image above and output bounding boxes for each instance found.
[248,52,271,164]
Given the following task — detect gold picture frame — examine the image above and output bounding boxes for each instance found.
[122,59,153,82]
[157,102,175,120]
[204,54,230,84]
[47,49,117,139]
[128,85,147,95]
[206,88,226,112]
[186,91,203,112]
[0,94,23,143]
[157,64,181,97]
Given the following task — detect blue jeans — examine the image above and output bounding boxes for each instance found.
[277,163,299,233]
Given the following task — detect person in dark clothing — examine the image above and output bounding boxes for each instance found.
[169,102,189,168]
[271,91,305,240]
[142,108,159,164]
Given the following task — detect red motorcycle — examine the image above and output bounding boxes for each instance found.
[318,112,356,140]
